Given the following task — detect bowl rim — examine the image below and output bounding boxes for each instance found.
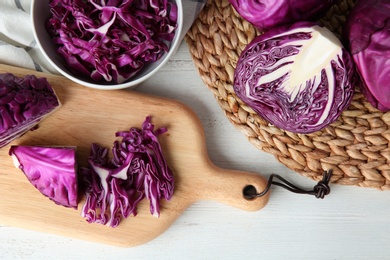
[31,0,184,90]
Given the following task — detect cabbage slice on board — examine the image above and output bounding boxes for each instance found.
[0,73,61,148]
[9,146,78,209]
[233,22,355,134]
[343,0,390,112]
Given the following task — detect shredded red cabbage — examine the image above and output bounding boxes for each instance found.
[80,116,174,227]
[46,0,178,84]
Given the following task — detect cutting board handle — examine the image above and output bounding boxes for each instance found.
[192,162,270,212]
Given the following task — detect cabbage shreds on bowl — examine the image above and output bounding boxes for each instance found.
[9,146,78,209]
[0,73,61,148]
[46,0,178,84]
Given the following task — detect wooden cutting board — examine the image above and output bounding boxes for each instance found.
[0,64,269,247]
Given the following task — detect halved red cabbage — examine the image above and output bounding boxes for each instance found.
[0,73,60,148]
[46,0,178,84]
[233,22,355,134]
[343,0,390,111]
[80,116,174,227]
[9,146,78,209]
[228,0,335,30]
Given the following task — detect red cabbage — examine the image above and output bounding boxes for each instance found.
[9,146,78,209]
[343,0,390,111]
[0,73,60,148]
[233,22,355,134]
[80,116,174,227]
[228,0,335,31]
[46,0,178,84]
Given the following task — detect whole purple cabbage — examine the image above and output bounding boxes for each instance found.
[228,0,335,30]
[343,0,390,111]
[9,146,78,209]
[46,0,178,84]
[80,116,174,227]
[0,73,60,148]
[233,22,355,134]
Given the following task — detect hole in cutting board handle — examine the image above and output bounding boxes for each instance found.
[243,185,258,200]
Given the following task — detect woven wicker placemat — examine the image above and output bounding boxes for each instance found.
[185,0,390,190]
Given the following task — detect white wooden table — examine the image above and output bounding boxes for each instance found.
[1,42,390,259]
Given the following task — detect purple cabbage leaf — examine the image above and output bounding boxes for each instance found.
[228,0,335,30]
[343,0,390,111]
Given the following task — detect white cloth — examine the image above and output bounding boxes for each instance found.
[0,0,57,73]
[0,0,205,74]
